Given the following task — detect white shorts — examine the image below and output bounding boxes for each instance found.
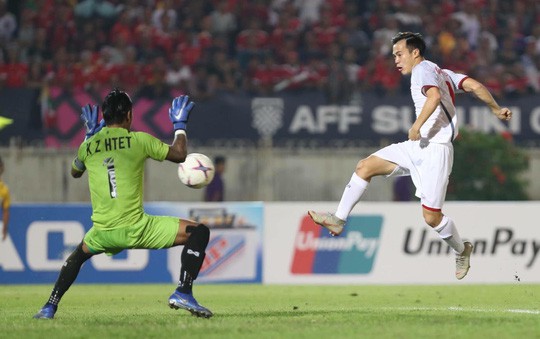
[373,139,453,210]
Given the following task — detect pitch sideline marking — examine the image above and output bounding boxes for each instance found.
[380,306,540,315]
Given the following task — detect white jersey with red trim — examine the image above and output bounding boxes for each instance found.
[410,60,468,143]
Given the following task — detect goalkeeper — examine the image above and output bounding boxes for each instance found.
[34,89,213,319]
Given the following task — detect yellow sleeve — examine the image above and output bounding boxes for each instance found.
[0,182,10,209]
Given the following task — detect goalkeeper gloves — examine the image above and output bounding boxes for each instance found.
[81,104,105,139]
[168,95,195,131]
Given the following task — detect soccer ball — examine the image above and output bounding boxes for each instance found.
[177,153,215,189]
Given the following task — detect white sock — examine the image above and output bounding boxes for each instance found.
[433,215,465,254]
[335,173,368,220]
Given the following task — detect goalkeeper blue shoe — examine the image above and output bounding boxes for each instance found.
[33,303,57,319]
[168,291,213,318]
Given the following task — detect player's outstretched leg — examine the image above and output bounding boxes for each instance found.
[307,211,345,236]
[455,241,473,280]
[169,224,213,318]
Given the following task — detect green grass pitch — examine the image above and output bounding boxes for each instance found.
[1,284,539,339]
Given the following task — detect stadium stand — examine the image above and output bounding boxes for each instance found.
[0,0,539,102]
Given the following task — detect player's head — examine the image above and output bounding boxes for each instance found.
[391,32,426,75]
[214,155,226,174]
[102,88,133,126]
[392,32,426,56]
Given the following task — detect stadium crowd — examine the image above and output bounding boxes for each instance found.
[1,0,539,103]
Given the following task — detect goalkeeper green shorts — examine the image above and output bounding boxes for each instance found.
[83,214,180,256]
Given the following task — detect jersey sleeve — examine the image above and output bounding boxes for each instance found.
[1,184,10,209]
[138,132,169,161]
[72,141,88,173]
[442,68,469,94]
[77,140,88,163]
[416,63,439,96]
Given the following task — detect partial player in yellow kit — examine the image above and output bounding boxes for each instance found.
[0,156,10,241]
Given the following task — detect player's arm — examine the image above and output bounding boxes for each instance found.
[2,206,9,240]
[166,95,195,163]
[73,103,103,178]
[409,86,441,140]
[1,197,9,241]
[167,131,188,163]
[71,103,102,178]
[461,77,512,121]
[1,186,10,241]
[71,157,86,178]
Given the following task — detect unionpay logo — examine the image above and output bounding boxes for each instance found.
[291,215,383,274]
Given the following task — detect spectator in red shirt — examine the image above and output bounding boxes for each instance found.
[236,18,269,51]
[313,10,339,50]
[251,53,281,94]
[110,8,135,45]
[71,49,98,91]
[166,52,192,92]
[1,44,28,88]
[48,4,77,51]
[118,45,143,94]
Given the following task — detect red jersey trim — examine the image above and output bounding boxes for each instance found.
[422,204,441,212]
[445,81,455,105]
[421,85,437,96]
[458,76,469,90]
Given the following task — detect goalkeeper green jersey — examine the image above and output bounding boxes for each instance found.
[76,127,169,229]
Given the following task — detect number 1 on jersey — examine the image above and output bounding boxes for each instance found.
[103,157,118,198]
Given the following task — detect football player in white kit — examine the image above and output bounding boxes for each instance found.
[308,32,512,280]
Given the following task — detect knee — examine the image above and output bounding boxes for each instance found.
[68,242,93,263]
[187,223,210,245]
[355,158,371,179]
[197,224,210,241]
[424,213,443,228]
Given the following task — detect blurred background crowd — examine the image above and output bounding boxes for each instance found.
[1,0,540,103]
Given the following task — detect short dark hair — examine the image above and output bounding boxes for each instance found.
[102,88,133,125]
[391,32,426,56]
[214,155,226,165]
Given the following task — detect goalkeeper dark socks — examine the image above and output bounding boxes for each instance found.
[177,224,210,293]
[176,269,194,294]
[47,242,93,306]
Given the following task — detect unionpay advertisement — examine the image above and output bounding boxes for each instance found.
[0,202,263,284]
[2,201,540,284]
[264,202,540,284]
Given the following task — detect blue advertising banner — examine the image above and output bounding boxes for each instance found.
[0,203,263,284]
[11,88,535,148]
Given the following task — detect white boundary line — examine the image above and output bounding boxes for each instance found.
[379,306,540,315]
